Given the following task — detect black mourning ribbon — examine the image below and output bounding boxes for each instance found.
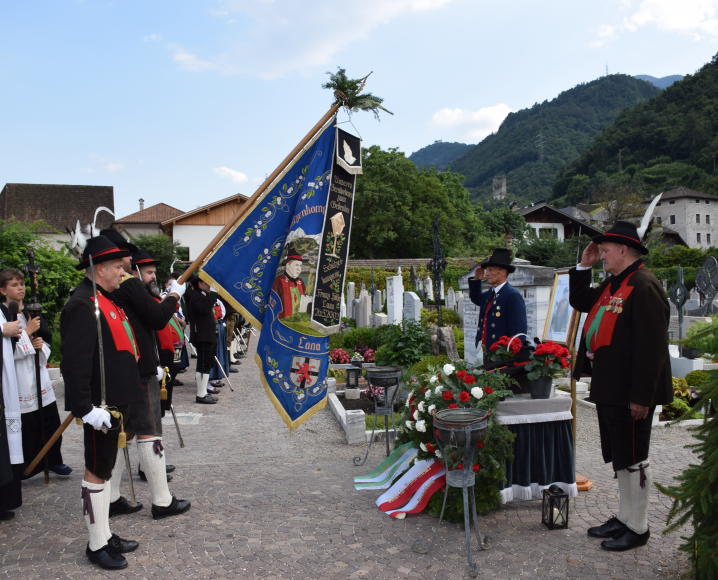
[81,486,103,523]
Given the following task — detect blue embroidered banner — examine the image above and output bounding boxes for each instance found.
[200,120,341,429]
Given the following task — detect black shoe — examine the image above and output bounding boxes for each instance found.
[0,510,15,521]
[196,395,218,404]
[229,367,239,373]
[138,468,172,483]
[166,464,176,474]
[107,533,139,554]
[587,516,627,539]
[210,380,224,387]
[50,463,73,476]
[207,387,221,395]
[151,496,191,520]
[601,528,650,551]
[109,497,143,517]
[86,544,128,570]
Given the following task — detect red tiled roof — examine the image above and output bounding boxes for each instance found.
[115,203,184,224]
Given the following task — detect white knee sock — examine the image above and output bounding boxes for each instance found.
[82,480,111,551]
[196,372,207,398]
[137,437,172,507]
[108,446,125,503]
[616,469,630,525]
[625,461,651,534]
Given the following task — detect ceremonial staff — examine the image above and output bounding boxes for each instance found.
[23,249,49,484]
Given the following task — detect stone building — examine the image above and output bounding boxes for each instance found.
[114,199,184,238]
[651,187,718,249]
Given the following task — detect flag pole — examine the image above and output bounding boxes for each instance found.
[178,103,341,284]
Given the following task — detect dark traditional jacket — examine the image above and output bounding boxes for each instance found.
[61,278,143,417]
[568,264,672,407]
[111,274,178,378]
[187,287,218,345]
[468,279,527,348]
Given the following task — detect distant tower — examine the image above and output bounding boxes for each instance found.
[492,175,507,201]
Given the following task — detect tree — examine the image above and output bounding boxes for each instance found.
[481,206,528,243]
[0,220,82,327]
[131,233,183,284]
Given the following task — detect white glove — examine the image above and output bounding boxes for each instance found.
[167,279,186,298]
[82,407,112,430]
[157,366,165,381]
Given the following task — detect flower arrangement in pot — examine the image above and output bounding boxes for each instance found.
[395,362,516,519]
[519,340,571,399]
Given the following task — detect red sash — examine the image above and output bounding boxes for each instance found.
[153,297,184,351]
[92,293,139,360]
[582,268,639,353]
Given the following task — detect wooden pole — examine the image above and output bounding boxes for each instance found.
[566,309,580,444]
[24,413,74,477]
[178,103,341,284]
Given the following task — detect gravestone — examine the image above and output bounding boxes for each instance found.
[439,279,445,301]
[372,289,383,313]
[346,282,355,319]
[424,277,434,301]
[386,275,404,325]
[456,292,465,323]
[340,293,346,320]
[356,293,372,328]
[403,291,422,322]
[446,287,456,311]
[373,312,388,326]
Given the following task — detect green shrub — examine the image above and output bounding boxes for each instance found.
[373,320,431,368]
[420,307,460,326]
[453,326,464,355]
[329,327,382,351]
[408,355,451,378]
[685,370,710,388]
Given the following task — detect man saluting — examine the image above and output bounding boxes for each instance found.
[569,221,672,552]
[60,237,141,570]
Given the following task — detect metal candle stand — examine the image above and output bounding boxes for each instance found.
[434,408,492,577]
[352,366,402,467]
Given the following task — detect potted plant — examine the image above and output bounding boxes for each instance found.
[521,341,571,399]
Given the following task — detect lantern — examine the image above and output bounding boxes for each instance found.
[542,485,569,529]
[345,365,362,390]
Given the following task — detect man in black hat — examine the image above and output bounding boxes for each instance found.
[271,246,306,319]
[569,220,672,552]
[99,229,190,521]
[60,237,141,570]
[468,248,527,353]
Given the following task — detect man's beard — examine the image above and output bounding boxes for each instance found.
[146,281,161,297]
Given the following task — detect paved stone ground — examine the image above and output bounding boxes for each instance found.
[0,345,697,579]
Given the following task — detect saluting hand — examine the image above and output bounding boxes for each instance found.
[580,242,600,268]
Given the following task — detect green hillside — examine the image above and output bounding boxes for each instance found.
[554,54,718,204]
[409,140,473,170]
[449,74,660,204]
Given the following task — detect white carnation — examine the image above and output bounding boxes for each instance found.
[429,375,438,384]
[405,390,414,407]
[435,449,443,459]
[434,385,443,395]
[428,404,436,414]
[415,420,427,433]
[443,363,456,376]
[405,421,414,430]
[424,390,432,399]
[412,409,420,421]
[419,442,427,452]
[471,386,484,400]
[417,401,426,413]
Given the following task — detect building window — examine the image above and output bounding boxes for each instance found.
[708,233,712,245]
[656,216,662,224]
[669,200,675,205]
[706,200,710,204]
[670,215,676,224]
[707,215,711,225]
[697,233,701,244]
[697,214,701,224]
[696,199,700,203]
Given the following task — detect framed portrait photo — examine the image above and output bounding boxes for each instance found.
[543,271,572,344]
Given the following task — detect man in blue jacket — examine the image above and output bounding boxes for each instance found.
[469,248,527,352]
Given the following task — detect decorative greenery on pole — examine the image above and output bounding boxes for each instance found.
[323,68,393,119]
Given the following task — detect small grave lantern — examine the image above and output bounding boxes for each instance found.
[542,484,569,530]
[345,365,362,390]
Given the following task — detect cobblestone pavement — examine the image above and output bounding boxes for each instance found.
[0,346,697,579]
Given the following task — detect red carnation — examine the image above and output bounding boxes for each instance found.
[426,442,436,453]
[442,391,454,401]
[484,387,493,395]
[463,374,476,385]
[472,464,481,472]
[459,391,470,402]
[456,463,463,470]
[475,441,485,449]
[456,370,467,379]
[447,403,459,409]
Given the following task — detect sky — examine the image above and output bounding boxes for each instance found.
[1,0,717,219]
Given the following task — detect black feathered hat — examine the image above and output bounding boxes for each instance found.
[100,228,139,254]
[592,221,648,255]
[480,248,515,273]
[131,248,160,268]
[76,236,130,270]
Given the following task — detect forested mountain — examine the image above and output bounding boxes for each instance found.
[409,141,473,170]
[634,74,683,89]
[554,54,718,204]
[448,74,660,204]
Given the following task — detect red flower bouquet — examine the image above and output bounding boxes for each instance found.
[523,341,571,380]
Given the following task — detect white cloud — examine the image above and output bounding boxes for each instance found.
[431,103,512,142]
[593,0,718,46]
[213,166,249,184]
[104,162,125,173]
[158,0,455,77]
[623,0,718,38]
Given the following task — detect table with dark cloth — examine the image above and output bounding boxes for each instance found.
[495,392,576,503]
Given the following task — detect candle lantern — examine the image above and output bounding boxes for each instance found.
[541,484,569,529]
[345,365,362,390]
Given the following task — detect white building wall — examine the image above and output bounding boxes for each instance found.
[173,225,223,260]
[654,196,718,248]
[527,222,565,242]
